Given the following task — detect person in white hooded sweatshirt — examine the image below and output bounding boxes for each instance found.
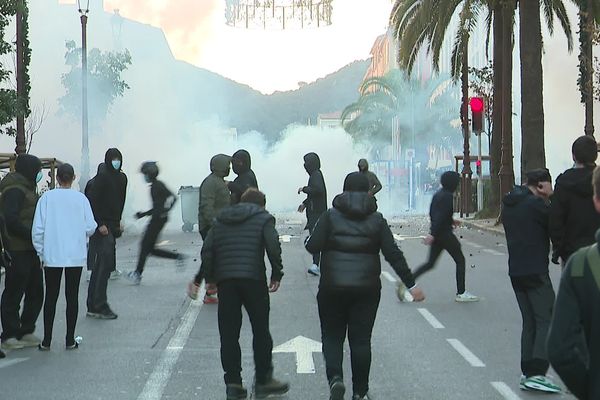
[32,164,97,350]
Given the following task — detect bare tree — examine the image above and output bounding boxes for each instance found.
[25,102,46,153]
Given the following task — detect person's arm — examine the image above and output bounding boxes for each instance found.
[88,174,106,227]
[2,188,30,240]
[199,181,217,227]
[549,188,566,262]
[83,197,98,237]
[196,227,215,284]
[263,217,284,288]
[380,219,416,288]
[118,174,128,220]
[302,172,325,197]
[304,212,330,254]
[370,172,382,195]
[547,256,589,400]
[31,195,45,257]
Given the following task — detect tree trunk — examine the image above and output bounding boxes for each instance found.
[580,8,595,137]
[15,0,26,155]
[499,0,515,194]
[519,0,546,178]
[489,3,503,213]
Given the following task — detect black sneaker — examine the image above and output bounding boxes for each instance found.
[255,378,289,398]
[329,377,345,400]
[226,383,247,400]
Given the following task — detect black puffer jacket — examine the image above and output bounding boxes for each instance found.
[305,191,415,289]
[301,152,327,229]
[550,166,600,262]
[199,203,283,284]
[229,150,259,205]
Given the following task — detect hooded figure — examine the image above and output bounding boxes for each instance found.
[198,154,231,239]
[228,150,258,205]
[0,154,44,348]
[550,135,600,264]
[305,172,423,400]
[358,159,382,196]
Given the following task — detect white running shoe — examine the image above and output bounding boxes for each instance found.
[1,338,25,350]
[396,283,414,302]
[308,264,320,276]
[19,334,41,347]
[110,269,122,280]
[523,375,561,393]
[519,375,528,390]
[455,291,480,302]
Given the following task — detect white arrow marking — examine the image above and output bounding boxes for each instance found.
[273,336,321,374]
[279,235,292,243]
[0,357,28,369]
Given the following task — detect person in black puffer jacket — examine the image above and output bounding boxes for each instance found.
[550,135,600,265]
[305,172,424,400]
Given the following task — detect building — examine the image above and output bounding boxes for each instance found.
[317,111,342,129]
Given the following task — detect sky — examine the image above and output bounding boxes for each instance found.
[61,0,394,94]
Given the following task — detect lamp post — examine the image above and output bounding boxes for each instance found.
[78,0,90,191]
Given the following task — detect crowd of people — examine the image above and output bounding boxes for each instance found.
[0,140,598,400]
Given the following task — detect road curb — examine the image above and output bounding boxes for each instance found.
[460,219,504,237]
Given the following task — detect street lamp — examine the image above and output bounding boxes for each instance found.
[78,0,90,191]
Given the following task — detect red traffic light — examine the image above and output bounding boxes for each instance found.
[470,97,484,113]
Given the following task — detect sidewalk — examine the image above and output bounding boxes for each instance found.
[459,217,504,236]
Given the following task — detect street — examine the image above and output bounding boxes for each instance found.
[0,216,575,400]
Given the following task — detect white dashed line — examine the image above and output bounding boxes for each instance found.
[0,357,28,369]
[491,382,523,400]
[483,248,504,256]
[417,308,445,329]
[381,271,397,283]
[393,234,425,242]
[447,339,486,367]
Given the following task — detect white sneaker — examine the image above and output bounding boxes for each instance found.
[308,264,320,276]
[1,338,25,350]
[19,334,41,347]
[455,291,480,302]
[523,375,561,393]
[396,283,414,302]
[110,269,122,280]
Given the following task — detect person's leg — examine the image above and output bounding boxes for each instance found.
[511,278,536,377]
[135,223,155,275]
[18,253,43,339]
[0,252,29,342]
[317,288,349,385]
[87,231,101,311]
[412,239,444,281]
[91,232,116,314]
[64,267,83,346]
[87,233,98,272]
[442,233,467,294]
[527,274,555,376]
[147,219,179,260]
[347,289,381,398]
[42,267,63,347]
[217,280,244,385]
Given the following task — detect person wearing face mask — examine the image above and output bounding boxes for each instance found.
[0,154,44,350]
[228,150,258,205]
[86,148,128,320]
[126,162,185,285]
[357,159,382,197]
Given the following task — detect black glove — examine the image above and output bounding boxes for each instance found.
[135,212,144,220]
[551,251,560,265]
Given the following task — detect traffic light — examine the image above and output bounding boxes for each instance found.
[470,97,484,133]
[476,159,482,176]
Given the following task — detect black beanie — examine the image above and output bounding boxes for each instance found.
[343,172,370,192]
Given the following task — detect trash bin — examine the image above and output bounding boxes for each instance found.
[178,186,199,232]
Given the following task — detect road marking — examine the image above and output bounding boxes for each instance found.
[137,297,203,400]
[279,235,292,243]
[381,271,397,283]
[417,308,445,329]
[156,240,170,247]
[273,336,322,374]
[0,357,28,369]
[463,240,482,249]
[447,339,486,367]
[393,234,425,242]
[491,382,523,400]
[483,248,504,256]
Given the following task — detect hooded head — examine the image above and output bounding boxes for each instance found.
[15,154,42,184]
[343,172,370,192]
[140,161,159,182]
[572,135,598,166]
[303,152,321,174]
[232,149,251,175]
[210,154,231,178]
[440,171,460,193]
[358,158,369,172]
[104,148,123,172]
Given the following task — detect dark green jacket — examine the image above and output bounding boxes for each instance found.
[0,172,39,251]
[198,154,231,232]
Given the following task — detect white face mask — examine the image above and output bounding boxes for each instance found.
[35,171,43,184]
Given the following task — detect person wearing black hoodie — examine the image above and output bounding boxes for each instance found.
[298,152,327,276]
[404,171,478,302]
[0,154,44,350]
[194,188,289,400]
[228,149,258,205]
[547,165,600,400]
[550,135,600,265]
[86,148,127,320]
[502,169,561,393]
[305,172,424,400]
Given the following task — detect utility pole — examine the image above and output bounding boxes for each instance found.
[460,45,472,218]
[79,1,90,190]
[15,0,26,155]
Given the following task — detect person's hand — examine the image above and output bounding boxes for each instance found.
[423,235,434,246]
[206,283,217,291]
[452,220,461,228]
[297,203,306,213]
[98,225,109,236]
[269,280,281,293]
[135,212,144,220]
[410,287,425,302]
[551,252,560,265]
[297,187,305,195]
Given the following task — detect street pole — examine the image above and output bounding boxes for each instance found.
[499,0,515,195]
[477,131,483,212]
[460,45,472,218]
[80,8,90,191]
[15,0,26,155]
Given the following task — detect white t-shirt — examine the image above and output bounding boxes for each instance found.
[32,187,97,267]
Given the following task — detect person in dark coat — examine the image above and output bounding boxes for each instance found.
[126,162,185,285]
[547,165,600,400]
[502,168,561,393]
[86,148,127,320]
[357,159,382,196]
[0,154,43,350]
[193,189,289,400]
[305,172,424,400]
[550,135,600,265]
[228,149,258,205]
[297,152,327,276]
[405,171,478,302]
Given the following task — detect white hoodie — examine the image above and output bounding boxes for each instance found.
[32,187,97,267]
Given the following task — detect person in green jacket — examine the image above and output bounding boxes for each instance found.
[358,159,382,197]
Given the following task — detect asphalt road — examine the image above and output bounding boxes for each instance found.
[0,216,577,400]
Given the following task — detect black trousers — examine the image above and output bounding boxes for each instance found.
[43,267,82,346]
[217,279,273,385]
[87,231,116,313]
[413,232,466,294]
[318,287,381,397]
[135,218,178,275]
[511,273,555,377]
[0,251,43,341]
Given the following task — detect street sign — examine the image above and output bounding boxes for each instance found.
[273,336,322,374]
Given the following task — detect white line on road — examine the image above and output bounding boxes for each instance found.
[381,271,397,283]
[137,298,203,400]
[0,357,28,369]
[447,339,486,367]
[393,234,425,242]
[462,240,483,249]
[482,248,505,256]
[491,382,523,400]
[417,308,445,329]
